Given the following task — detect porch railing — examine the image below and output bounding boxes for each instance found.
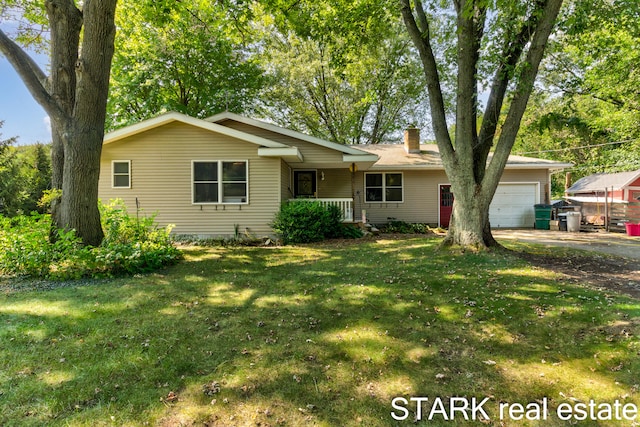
[289,198,354,222]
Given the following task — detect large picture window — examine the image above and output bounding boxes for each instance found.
[193,160,248,204]
[365,172,403,202]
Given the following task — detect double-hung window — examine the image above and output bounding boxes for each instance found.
[365,172,403,202]
[112,160,131,188]
[193,160,248,204]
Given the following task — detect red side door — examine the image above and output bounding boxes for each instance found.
[440,184,454,228]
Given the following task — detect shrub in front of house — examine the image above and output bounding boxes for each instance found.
[380,220,433,234]
[0,200,182,280]
[93,200,182,275]
[272,201,362,244]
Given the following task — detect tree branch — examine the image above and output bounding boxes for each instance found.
[485,0,564,186]
[399,0,453,157]
[0,28,64,121]
[455,0,485,173]
[477,0,547,159]
[413,0,430,35]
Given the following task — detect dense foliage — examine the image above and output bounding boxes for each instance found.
[514,0,640,191]
[17,143,51,213]
[0,124,51,216]
[0,201,182,280]
[255,2,428,144]
[107,1,264,129]
[0,123,20,215]
[272,201,362,244]
[105,1,427,144]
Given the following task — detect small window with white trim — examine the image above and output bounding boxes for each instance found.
[112,161,131,188]
[365,172,403,202]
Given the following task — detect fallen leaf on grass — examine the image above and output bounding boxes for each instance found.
[203,381,221,396]
[161,391,178,403]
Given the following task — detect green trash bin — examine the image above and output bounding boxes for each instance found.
[534,204,552,230]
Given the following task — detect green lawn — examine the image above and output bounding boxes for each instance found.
[1,236,639,426]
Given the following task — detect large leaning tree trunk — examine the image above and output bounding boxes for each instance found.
[0,0,117,246]
[400,0,563,250]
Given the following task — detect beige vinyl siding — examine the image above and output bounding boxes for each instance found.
[219,120,346,165]
[279,167,351,201]
[355,169,551,225]
[316,169,352,198]
[355,170,441,224]
[280,160,292,202]
[99,122,281,237]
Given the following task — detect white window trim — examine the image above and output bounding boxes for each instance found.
[112,160,131,189]
[364,172,404,203]
[191,160,249,205]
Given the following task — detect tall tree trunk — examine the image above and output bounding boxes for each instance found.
[57,123,105,246]
[58,0,116,246]
[1,1,116,246]
[46,0,81,237]
[440,167,498,250]
[401,0,563,250]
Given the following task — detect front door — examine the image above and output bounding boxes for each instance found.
[294,171,317,198]
[439,184,454,228]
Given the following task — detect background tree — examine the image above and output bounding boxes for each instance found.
[17,143,52,213]
[514,0,640,189]
[109,1,428,145]
[107,0,265,130]
[400,0,563,249]
[0,0,117,246]
[0,121,21,215]
[256,10,428,144]
[0,122,52,215]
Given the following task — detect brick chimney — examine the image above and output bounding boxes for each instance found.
[404,128,420,153]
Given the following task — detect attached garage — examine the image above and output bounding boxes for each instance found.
[489,183,540,228]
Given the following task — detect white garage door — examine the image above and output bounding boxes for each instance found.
[489,183,539,228]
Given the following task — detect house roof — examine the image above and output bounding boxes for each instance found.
[103,111,378,166]
[104,112,290,149]
[354,144,573,171]
[104,112,307,162]
[567,169,640,193]
[206,111,376,158]
[104,112,572,172]
[566,195,628,204]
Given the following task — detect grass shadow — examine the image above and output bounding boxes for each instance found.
[1,237,639,426]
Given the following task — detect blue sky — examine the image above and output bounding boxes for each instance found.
[0,54,51,146]
[0,15,51,145]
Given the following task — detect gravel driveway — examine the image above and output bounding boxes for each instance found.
[492,229,640,298]
[493,229,640,260]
